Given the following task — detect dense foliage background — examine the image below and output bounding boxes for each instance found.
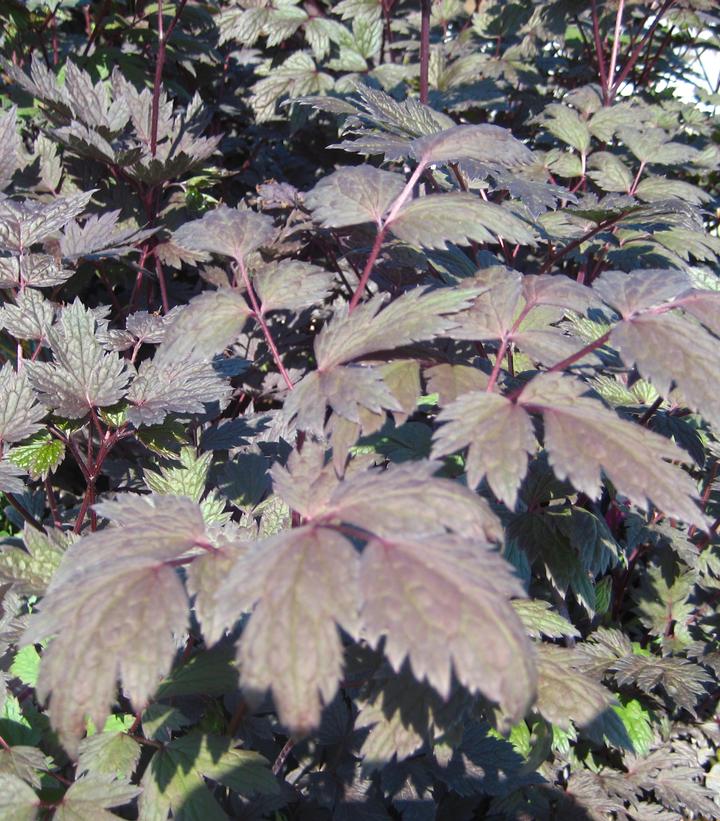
[0,1,719,818]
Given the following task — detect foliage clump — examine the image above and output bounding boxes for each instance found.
[0,1,719,818]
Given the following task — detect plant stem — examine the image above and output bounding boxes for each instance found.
[591,0,608,98]
[546,330,611,373]
[4,493,46,533]
[609,0,676,100]
[539,211,631,274]
[237,259,294,391]
[605,0,625,103]
[45,477,62,528]
[419,0,431,104]
[348,159,428,311]
[272,738,295,776]
[150,0,165,157]
[348,227,387,311]
[150,0,188,157]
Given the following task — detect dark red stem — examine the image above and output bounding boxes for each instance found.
[419,0,431,104]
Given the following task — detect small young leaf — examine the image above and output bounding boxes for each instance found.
[9,432,65,480]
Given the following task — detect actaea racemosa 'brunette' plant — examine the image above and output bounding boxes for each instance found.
[0,1,719,818]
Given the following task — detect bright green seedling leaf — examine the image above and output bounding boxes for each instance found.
[8,433,65,480]
[10,645,41,688]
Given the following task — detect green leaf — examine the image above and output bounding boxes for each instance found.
[144,447,212,503]
[0,526,68,596]
[154,646,240,699]
[76,732,142,781]
[511,599,580,640]
[541,104,591,153]
[613,697,654,756]
[8,432,65,480]
[139,733,277,819]
[10,645,41,688]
